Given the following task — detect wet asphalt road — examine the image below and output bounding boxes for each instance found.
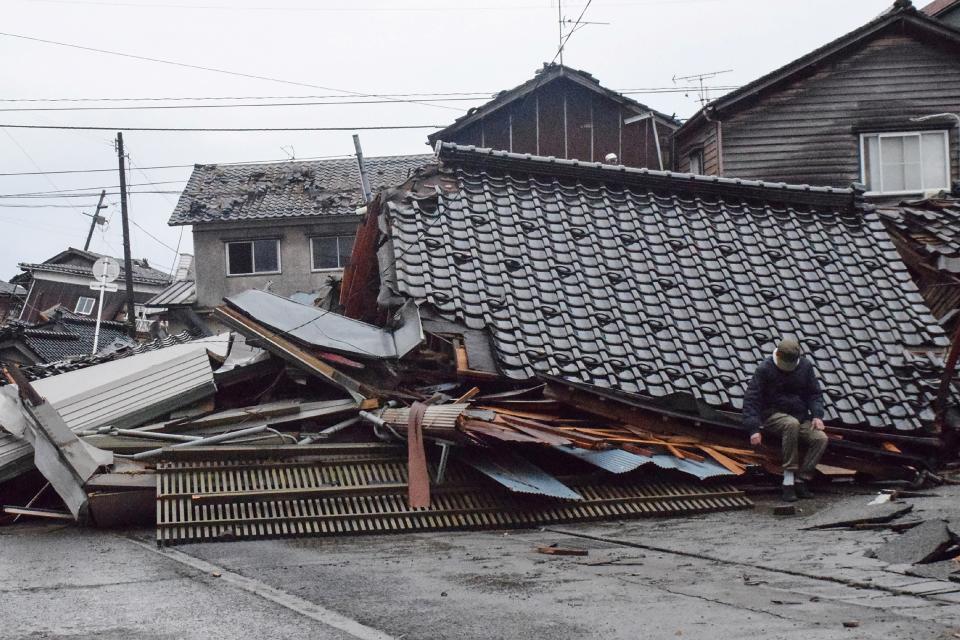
[3,485,960,640]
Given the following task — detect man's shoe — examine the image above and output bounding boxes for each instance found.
[796,483,814,499]
[782,485,798,502]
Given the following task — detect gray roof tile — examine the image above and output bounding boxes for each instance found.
[380,143,948,433]
[169,153,435,225]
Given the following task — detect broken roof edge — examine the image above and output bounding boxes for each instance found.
[427,64,679,147]
[677,2,960,136]
[435,142,861,209]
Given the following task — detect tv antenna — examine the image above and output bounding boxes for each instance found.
[673,69,733,106]
[555,0,607,65]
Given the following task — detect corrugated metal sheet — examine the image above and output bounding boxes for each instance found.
[0,342,217,483]
[555,445,735,480]
[145,280,196,307]
[460,449,582,500]
[156,457,753,545]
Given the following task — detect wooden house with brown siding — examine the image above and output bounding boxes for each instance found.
[674,0,960,201]
[428,64,679,169]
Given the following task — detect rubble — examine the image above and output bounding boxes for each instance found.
[3,147,960,547]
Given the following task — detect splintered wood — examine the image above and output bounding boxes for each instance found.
[450,402,767,475]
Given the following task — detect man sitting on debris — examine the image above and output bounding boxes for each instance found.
[744,338,828,502]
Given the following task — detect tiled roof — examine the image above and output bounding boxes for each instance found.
[19,248,172,286]
[1,314,131,363]
[0,281,25,296]
[379,143,949,432]
[4,329,199,381]
[168,153,435,226]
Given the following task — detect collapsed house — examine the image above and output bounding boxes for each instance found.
[342,143,955,469]
[2,144,958,545]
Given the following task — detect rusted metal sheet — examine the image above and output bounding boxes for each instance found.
[406,402,431,509]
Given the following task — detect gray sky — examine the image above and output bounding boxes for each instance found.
[1,0,894,282]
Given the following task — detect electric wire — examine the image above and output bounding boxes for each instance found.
[0,123,443,132]
[0,31,463,112]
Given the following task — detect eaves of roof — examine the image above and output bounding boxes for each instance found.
[18,261,172,286]
[677,2,960,137]
[428,64,680,147]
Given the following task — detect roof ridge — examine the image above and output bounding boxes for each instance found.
[194,152,434,171]
[436,143,858,208]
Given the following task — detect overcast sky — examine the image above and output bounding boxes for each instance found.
[1,0,896,282]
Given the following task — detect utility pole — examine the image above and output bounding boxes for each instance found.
[82,189,108,252]
[352,134,372,204]
[115,132,137,339]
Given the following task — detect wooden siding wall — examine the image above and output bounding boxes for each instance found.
[676,120,720,175]
[444,77,672,168]
[678,33,960,187]
[21,281,153,323]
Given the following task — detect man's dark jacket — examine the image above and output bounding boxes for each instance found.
[743,356,825,436]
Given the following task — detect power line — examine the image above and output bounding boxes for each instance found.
[0,87,739,103]
[0,123,443,132]
[0,31,462,112]
[0,97,487,112]
[0,180,185,196]
[0,152,361,176]
[0,190,182,198]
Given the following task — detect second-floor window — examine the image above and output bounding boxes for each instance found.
[688,149,704,175]
[311,235,355,270]
[861,131,950,195]
[74,296,95,315]
[226,239,280,276]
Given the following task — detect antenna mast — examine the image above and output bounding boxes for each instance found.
[673,69,734,106]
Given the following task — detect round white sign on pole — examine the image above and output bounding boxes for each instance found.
[92,257,121,282]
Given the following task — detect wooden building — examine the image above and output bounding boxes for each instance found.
[428,64,679,170]
[674,1,960,200]
[13,248,171,324]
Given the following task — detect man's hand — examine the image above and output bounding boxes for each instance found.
[812,418,826,431]
[750,432,762,447]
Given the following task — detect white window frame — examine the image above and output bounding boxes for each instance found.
[224,239,281,276]
[859,130,950,196]
[309,235,354,272]
[74,296,95,315]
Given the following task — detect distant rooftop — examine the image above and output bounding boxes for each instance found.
[168,153,435,226]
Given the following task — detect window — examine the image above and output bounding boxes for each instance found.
[861,131,950,195]
[688,149,704,175]
[225,239,280,275]
[311,235,355,270]
[74,296,95,315]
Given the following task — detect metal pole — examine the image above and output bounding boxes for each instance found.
[352,134,372,204]
[116,132,137,339]
[83,190,107,252]
[131,424,270,460]
[91,274,107,354]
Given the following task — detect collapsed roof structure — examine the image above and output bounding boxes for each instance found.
[881,196,960,331]
[343,143,952,440]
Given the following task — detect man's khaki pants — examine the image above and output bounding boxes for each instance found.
[763,413,828,481]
